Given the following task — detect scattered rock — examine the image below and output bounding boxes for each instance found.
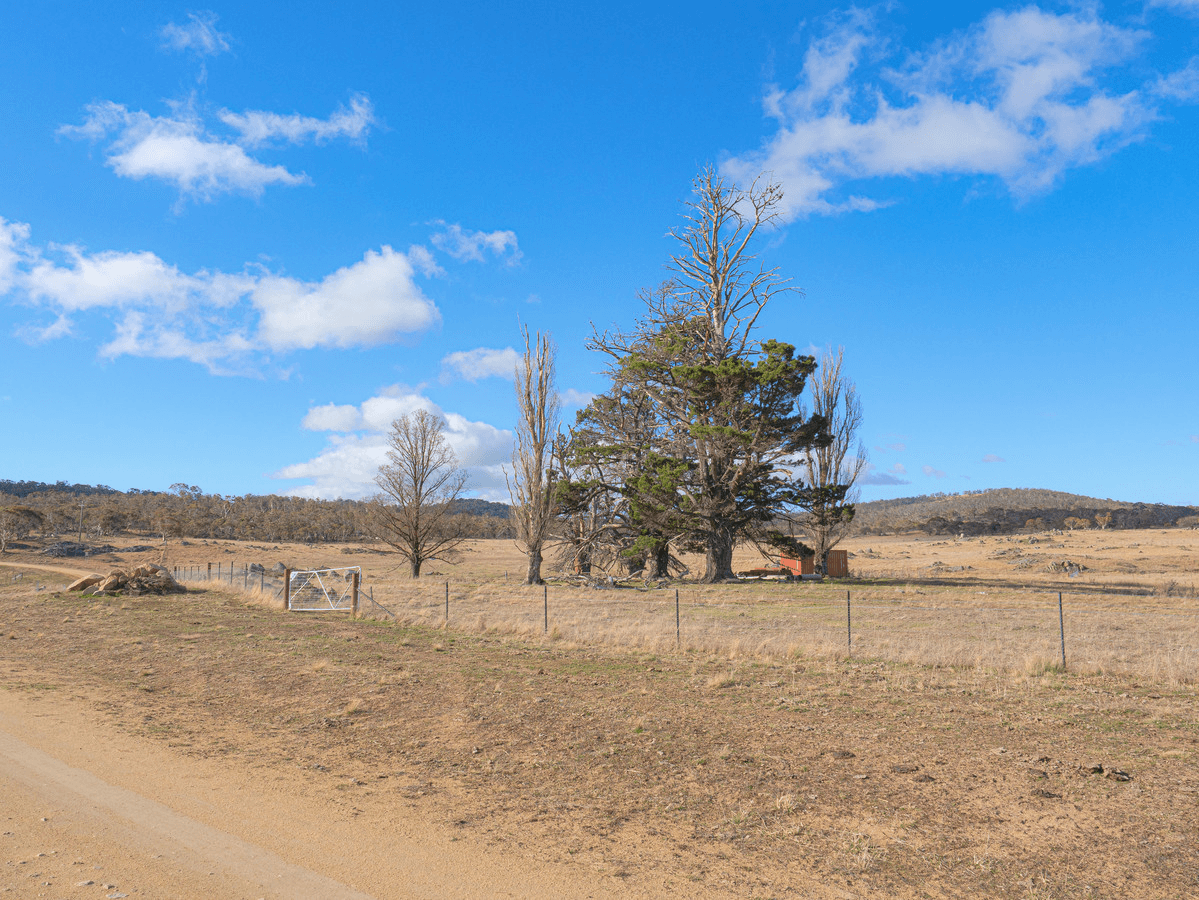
[830,750,856,760]
[1106,769,1133,782]
[891,764,920,774]
[914,773,935,783]
[1032,788,1061,799]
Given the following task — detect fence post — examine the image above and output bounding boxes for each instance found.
[675,588,680,648]
[207,562,211,581]
[351,572,360,618]
[445,581,449,624]
[259,570,264,593]
[218,562,221,580]
[847,590,852,654]
[283,568,291,611]
[544,583,548,634]
[1058,591,1067,671]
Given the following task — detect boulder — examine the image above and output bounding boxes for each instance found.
[67,574,104,592]
[98,573,126,592]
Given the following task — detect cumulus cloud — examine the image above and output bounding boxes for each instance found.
[891,462,906,475]
[276,386,513,500]
[430,222,522,265]
[2,218,439,370]
[982,453,1006,463]
[722,6,1191,218]
[922,465,947,479]
[60,93,375,202]
[60,102,308,201]
[252,247,439,351]
[439,346,519,382]
[160,10,231,56]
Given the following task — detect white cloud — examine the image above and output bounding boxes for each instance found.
[982,453,1005,463]
[922,465,947,479]
[61,93,376,203]
[3,218,440,370]
[0,219,30,294]
[561,388,597,408]
[724,6,1168,217]
[891,462,906,475]
[1156,57,1199,101]
[61,102,307,201]
[439,346,518,382]
[218,94,375,147]
[252,246,439,351]
[430,222,522,264]
[160,10,231,56]
[301,403,363,432]
[275,386,513,500]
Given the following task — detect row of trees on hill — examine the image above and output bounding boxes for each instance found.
[852,488,1199,535]
[373,169,868,582]
[0,483,516,552]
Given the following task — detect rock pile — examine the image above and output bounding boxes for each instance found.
[67,565,185,596]
[43,541,117,557]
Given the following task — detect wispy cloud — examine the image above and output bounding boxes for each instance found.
[160,10,231,57]
[922,464,947,479]
[722,6,1196,218]
[982,453,1005,463]
[561,388,597,408]
[278,385,513,500]
[60,95,374,203]
[430,222,522,265]
[860,462,910,485]
[219,94,375,147]
[1146,0,1199,13]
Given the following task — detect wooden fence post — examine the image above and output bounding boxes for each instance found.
[207,562,211,580]
[283,568,291,611]
[351,572,360,618]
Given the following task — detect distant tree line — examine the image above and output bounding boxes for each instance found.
[854,488,1199,535]
[0,480,516,546]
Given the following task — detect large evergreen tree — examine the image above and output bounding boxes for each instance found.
[584,168,836,582]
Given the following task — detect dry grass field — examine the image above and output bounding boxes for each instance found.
[118,526,1199,685]
[2,528,1197,897]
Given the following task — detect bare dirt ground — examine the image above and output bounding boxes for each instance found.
[1,530,1198,898]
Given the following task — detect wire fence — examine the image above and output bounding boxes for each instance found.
[172,562,1199,683]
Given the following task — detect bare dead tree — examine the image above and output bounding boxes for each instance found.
[666,166,790,361]
[797,346,866,573]
[373,410,470,577]
[506,326,560,584]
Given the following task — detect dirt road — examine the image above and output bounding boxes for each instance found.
[0,685,632,899]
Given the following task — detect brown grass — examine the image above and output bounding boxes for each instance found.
[17,528,1197,685]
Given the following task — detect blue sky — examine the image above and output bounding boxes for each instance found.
[1,1,1197,505]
